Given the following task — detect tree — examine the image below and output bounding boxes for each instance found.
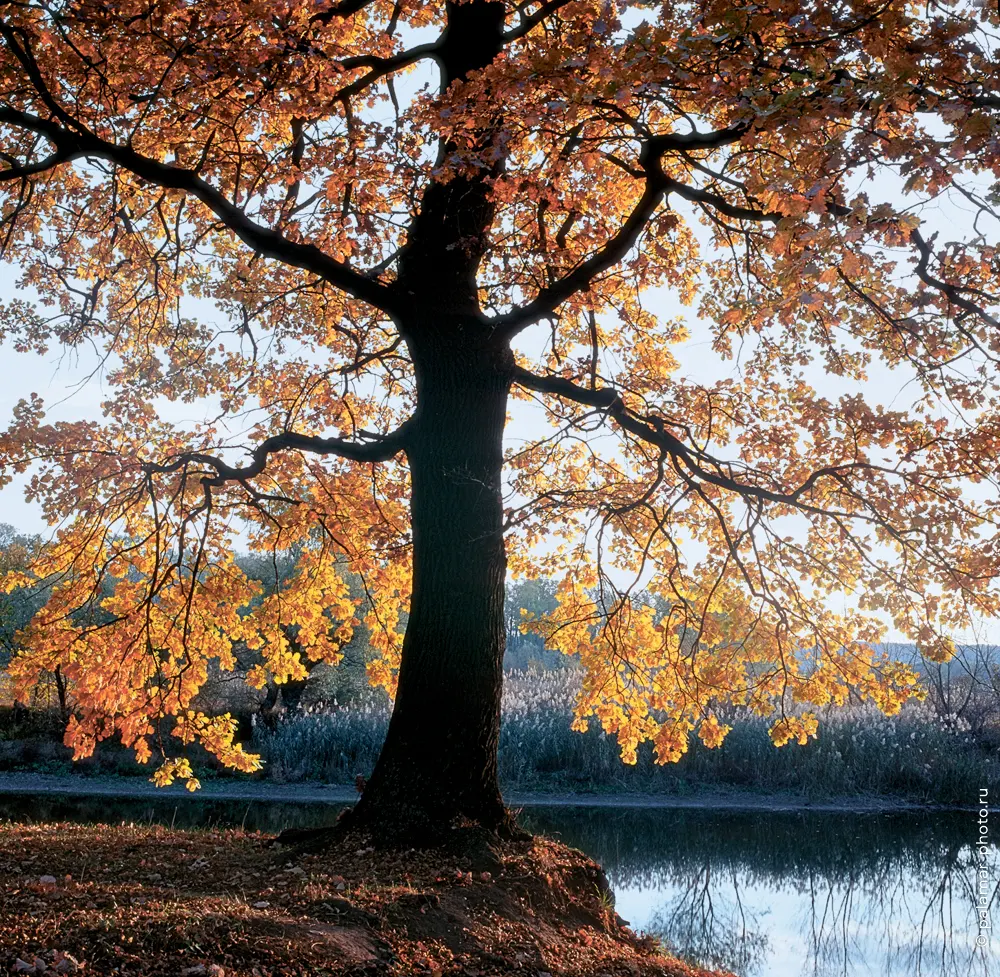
[0,523,42,658]
[504,577,559,668]
[0,523,62,709]
[1,0,1000,835]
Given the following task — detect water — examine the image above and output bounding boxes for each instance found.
[1,793,996,977]
[523,806,999,977]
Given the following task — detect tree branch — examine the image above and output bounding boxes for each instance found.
[502,0,575,43]
[660,176,781,223]
[0,106,398,314]
[141,420,413,488]
[0,148,86,180]
[512,366,873,510]
[491,123,762,337]
[310,0,383,23]
[333,42,442,101]
[911,228,1000,329]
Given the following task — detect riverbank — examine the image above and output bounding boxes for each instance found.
[0,820,726,977]
[0,771,975,813]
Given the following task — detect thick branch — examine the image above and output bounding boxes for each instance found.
[0,147,86,180]
[646,125,751,153]
[334,42,441,101]
[911,229,1000,329]
[660,176,781,223]
[502,0,574,42]
[142,421,412,487]
[0,106,397,314]
[310,0,383,23]
[512,366,869,509]
[491,123,762,336]
[491,182,665,336]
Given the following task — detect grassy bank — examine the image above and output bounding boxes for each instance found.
[0,821,723,977]
[3,670,998,805]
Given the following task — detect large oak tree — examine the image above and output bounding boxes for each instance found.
[1,0,1000,834]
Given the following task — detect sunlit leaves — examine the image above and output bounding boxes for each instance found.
[0,0,999,785]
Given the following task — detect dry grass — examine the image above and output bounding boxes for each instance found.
[0,821,729,977]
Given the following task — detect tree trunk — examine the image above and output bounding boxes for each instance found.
[53,665,68,721]
[342,1,512,840]
[350,336,513,837]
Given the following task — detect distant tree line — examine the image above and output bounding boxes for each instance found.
[0,524,576,721]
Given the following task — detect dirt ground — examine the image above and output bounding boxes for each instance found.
[0,821,730,977]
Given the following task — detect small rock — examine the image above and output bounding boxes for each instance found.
[53,951,81,974]
[147,873,163,882]
[180,966,207,976]
[39,875,58,886]
[252,900,270,909]
[32,959,47,974]
[335,882,346,892]
[13,960,33,974]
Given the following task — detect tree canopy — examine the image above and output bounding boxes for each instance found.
[0,0,999,820]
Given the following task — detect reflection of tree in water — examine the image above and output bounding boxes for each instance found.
[521,807,999,977]
[792,844,999,977]
[645,863,770,976]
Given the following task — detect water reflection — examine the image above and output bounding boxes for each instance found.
[1,794,996,976]
[522,807,999,977]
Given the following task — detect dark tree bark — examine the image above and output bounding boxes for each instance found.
[342,0,518,837]
[53,664,68,721]
[259,673,310,731]
[350,334,514,835]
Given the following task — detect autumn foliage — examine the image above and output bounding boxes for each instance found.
[0,0,999,819]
